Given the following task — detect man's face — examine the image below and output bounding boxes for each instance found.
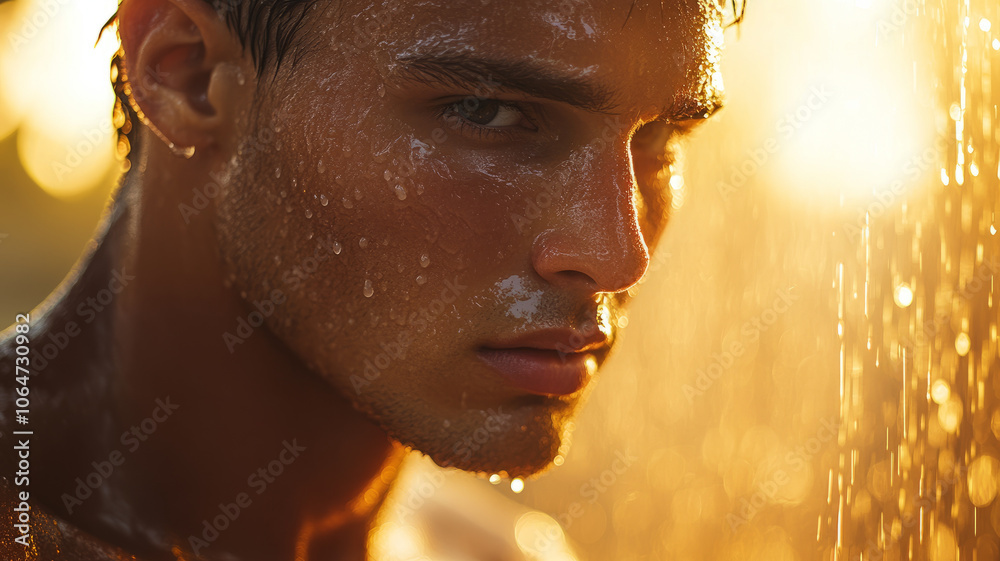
[215,0,724,476]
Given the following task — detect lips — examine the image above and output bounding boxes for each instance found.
[476,328,608,396]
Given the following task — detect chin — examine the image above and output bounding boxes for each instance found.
[378,396,581,479]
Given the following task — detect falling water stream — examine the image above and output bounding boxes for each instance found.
[829,0,1000,558]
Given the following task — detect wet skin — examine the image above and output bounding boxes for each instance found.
[0,0,725,559]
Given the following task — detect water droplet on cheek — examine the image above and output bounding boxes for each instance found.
[395,185,407,200]
[359,237,369,249]
[419,254,430,268]
[305,209,313,219]
[332,241,342,255]
[317,160,326,174]
[416,274,427,285]
[343,198,354,209]
[275,167,281,178]
[319,194,329,206]
[363,279,374,298]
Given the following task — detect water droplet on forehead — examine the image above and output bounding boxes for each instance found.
[420,254,430,268]
[343,197,354,209]
[319,194,329,206]
[363,279,374,298]
[359,237,369,249]
[317,160,325,174]
[305,209,313,219]
[332,241,342,255]
[395,185,407,200]
[416,274,427,285]
[275,167,281,178]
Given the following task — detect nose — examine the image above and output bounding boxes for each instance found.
[530,141,650,294]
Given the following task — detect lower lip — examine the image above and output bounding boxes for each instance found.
[476,348,594,396]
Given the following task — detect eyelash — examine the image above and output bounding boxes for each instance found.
[434,99,536,141]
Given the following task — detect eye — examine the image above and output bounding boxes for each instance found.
[449,98,525,127]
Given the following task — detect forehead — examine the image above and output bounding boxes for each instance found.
[327,0,725,119]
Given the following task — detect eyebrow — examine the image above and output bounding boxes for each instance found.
[393,51,724,123]
[395,52,619,113]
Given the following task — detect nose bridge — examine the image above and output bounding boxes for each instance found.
[530,128,650,294]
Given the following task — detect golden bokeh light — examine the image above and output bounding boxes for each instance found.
[930,379,951,404]
[0,0,120,198]
[894,284,914,307]
[967,456,1000,508]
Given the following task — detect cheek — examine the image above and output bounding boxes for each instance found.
[217,118,499,375]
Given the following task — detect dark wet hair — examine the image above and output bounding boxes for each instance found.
[103,0,318,164]
[202,0,317,76]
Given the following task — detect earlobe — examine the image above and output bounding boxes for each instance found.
[118,0,247,154]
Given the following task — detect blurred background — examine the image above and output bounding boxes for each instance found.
[1,0,998,559]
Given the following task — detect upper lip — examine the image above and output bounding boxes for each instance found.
[480,327,608,354]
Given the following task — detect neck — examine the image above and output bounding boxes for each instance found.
[2,145,401,561]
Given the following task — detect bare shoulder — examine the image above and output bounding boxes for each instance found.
[0,477,147,561]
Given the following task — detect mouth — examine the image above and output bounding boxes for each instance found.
[476,328,608,396]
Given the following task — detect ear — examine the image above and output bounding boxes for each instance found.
[118,0,251,153]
